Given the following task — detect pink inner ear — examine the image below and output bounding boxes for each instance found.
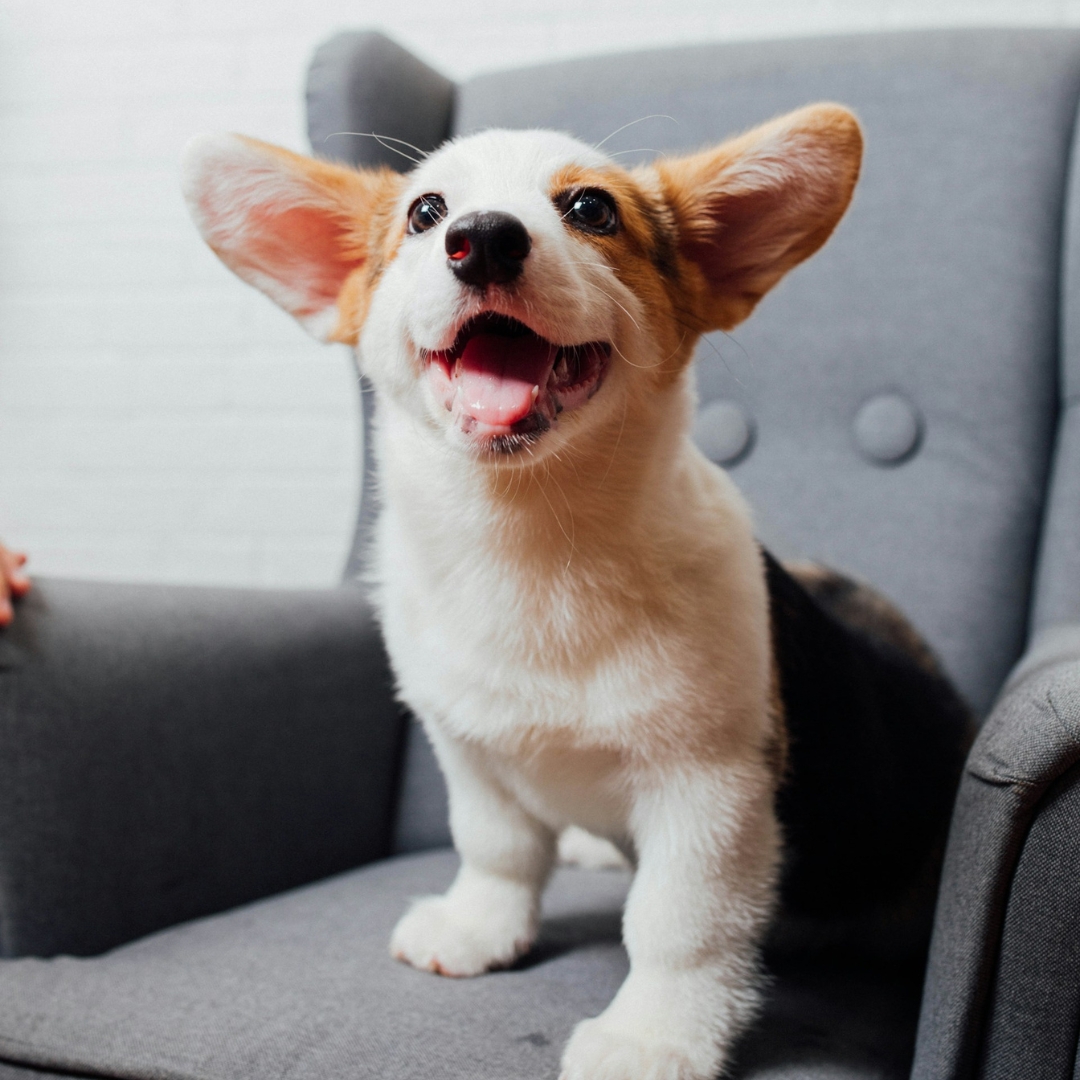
[684,186,795,295]
[237,205,362,319]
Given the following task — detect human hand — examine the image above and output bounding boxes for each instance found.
[0,544,30,626]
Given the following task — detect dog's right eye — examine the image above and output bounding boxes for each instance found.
[408,194,448,235]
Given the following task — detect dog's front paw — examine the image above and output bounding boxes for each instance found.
[390,890,535,977]
[559,1017,702,1080]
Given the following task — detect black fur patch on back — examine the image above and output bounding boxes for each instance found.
[763,548,974,920]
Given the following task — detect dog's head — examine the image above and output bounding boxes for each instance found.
[183,108,861,463]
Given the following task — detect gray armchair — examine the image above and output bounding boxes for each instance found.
[0,27,1078,1080]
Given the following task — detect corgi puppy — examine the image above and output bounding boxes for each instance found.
[182,109,972,1080]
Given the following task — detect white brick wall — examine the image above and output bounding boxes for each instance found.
[1,0,1077,588]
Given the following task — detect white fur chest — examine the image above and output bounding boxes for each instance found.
[374,497,695,752]
[370,401,773,769]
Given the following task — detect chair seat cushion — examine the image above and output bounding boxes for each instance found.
[0,850,921,1080]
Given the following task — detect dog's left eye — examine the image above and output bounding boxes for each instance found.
[559,189,619,235]
[408,194,447,234]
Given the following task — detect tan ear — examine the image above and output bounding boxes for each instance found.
[181,133,402,343]
[650,104,862,331]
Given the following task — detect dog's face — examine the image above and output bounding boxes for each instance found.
[183,109,861,463]
[361,129,649,459]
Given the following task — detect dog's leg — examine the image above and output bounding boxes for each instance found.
[560,760,779,1080]
[558,825,631,870]
[390,727,556,977]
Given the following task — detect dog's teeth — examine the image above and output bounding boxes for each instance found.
[531,385,539,401]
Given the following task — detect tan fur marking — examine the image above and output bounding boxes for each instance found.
[649,105,862,332]
[331,194,406,345]
[549,164,698,385]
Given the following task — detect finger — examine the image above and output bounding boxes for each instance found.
[0,548,27,574]
[0,548,30,595]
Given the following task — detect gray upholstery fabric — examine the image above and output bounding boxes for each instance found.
[1062,67,1080,414]
[0,1067,82,1079]
[999,621,1080,697]
[912,629,1080,1079]
[1033,87,1080,630]
[0,849,922,1080]
[453,29,1080,718]
[390,717,451,854]
[1032,404,1080,630]
[306,31,454,171]
[0,578,403,958]
[978,762,1080,1080]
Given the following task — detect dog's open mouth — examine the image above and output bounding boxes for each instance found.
[426,313,611,448]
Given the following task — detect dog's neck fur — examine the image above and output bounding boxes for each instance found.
[375,365,706,579]
[370,359,762,704]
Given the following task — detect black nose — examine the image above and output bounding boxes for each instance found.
[445,211,531,287]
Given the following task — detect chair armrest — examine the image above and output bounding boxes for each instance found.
[305,30,454,170]
[0,578,403,959]
[912,624,1080,1080]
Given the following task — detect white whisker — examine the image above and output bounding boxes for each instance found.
[594,114,678,150]
[323,131,425,166]
[574,276,646,339]
[598,392,629,491]
[540,460,577,571]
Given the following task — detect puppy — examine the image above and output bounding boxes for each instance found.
[183,109,972,1080]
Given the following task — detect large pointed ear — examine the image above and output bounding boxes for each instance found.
[181,133,403,343]
[649,104,862,331]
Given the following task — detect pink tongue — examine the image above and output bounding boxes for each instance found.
[456,334,555,427]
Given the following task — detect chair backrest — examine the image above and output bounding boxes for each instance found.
[308,29,1080,849]
[1036,74,1080,638]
